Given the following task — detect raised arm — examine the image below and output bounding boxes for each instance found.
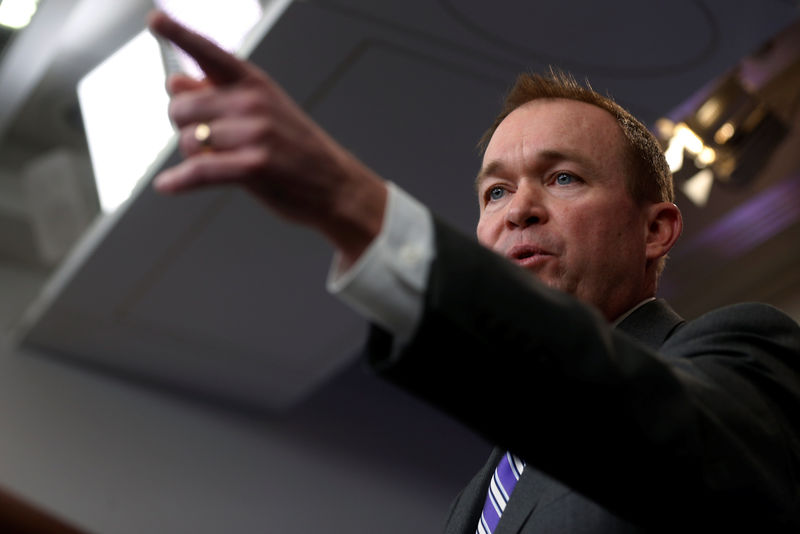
[148,11,387,269]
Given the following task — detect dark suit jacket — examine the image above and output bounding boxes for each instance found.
[367,220,800,533]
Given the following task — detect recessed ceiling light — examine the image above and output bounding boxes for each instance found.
[0,0,39,30]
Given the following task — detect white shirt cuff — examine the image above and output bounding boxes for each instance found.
[327,182,434,340]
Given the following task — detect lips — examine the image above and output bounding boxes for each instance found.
[506,244,553,267]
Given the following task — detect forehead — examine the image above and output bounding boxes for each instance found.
[483,98,628,170]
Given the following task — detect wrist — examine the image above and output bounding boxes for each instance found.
[322,156,388,271]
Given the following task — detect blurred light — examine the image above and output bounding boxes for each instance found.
[695,97,721,128]
[674,123,704,155]
[655,117,675,139]
[682,169,714,207]
[716,158,736,180]
[665,136,685,173]
[742,104,766,131]
[696,146,717,167]
[0,0,38,29]
[78,30,174,213]
[714,122,736,144]
[663,122,718,174]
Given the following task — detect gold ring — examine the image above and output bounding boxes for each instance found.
[193,122,212,147]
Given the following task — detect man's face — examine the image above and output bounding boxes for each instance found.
[476,98,651,320]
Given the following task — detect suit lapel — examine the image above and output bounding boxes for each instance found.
[616,299,684,350]
[443,449,504,534]
[493,466,568,534]
[444,449,571,534]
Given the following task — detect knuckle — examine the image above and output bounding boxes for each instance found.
[237,88,270,115]
[168,97,188,124]
[185,157,216,185]
[167,101,181,124]
[178,129,197,155]
[243,148,271,174]
[183,157,202,178]
[252,118,273,142]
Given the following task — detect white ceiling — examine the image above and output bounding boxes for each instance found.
[1,0,799,410]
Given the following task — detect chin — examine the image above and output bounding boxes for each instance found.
[531,274,567,293]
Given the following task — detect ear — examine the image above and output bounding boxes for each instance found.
[644,202,682,262]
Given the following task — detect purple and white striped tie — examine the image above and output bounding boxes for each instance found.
[476,452,526,534]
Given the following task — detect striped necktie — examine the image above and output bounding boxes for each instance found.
[476,452,525,534]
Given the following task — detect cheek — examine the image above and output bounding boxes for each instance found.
[579,210,645,264]
[559,207,595,243]
[562,205,632,256]
[476,215,497,247]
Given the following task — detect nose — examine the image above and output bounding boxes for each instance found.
[505,182,548,228]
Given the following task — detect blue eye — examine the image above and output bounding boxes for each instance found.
[555,172,575,186]
[488,187,506,201]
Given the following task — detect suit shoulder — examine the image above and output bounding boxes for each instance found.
[686,302,800,333]
[664,302,800,360]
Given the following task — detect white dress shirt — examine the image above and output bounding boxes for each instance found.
[327,182,434,340]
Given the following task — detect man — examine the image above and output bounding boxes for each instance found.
[148,11,800,533]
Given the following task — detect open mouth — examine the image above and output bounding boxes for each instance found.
[515,249,539,260]
[507,245,553,266]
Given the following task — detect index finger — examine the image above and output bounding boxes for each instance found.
[147,10,250,85]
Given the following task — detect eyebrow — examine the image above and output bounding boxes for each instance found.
[475,149,598,192]
[474,161,503,192]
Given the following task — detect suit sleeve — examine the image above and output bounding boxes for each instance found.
[367,219,800,532]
